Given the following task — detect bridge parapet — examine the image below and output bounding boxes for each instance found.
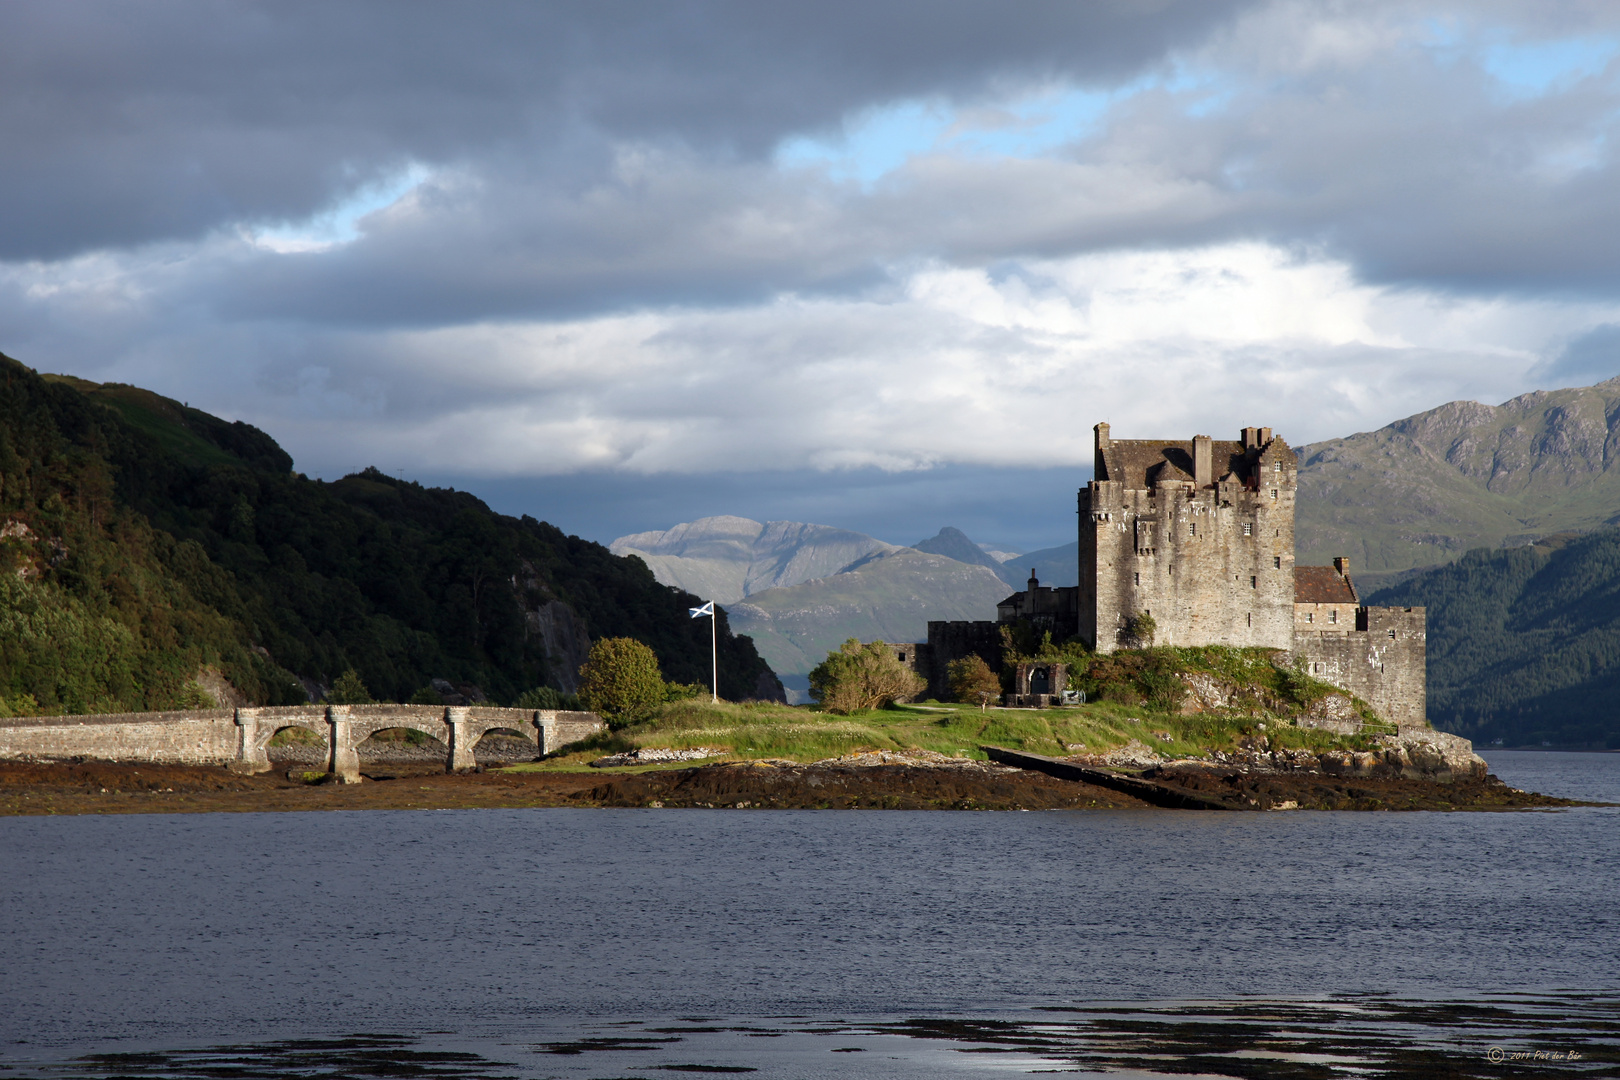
[2,702,606,780]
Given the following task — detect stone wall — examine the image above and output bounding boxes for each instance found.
[0,709,239,765]
[1291,606,1427,729]
[923,621,1004,700]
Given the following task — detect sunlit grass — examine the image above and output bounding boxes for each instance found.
[504,695,1386,772]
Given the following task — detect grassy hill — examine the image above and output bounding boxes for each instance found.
[1296,378,1620,574]
[1367,529,1620,748]
[0,352,777,714]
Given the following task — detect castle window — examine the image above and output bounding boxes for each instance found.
[1329,610,1337,624]
[1134,572,1140,585]
[1305,612,1313,624]
[1250,576,1257,588]
[1247,612,1252,626]
[1189,522,1196,537]
[897,652,906,662]
[1242,522,1253,536]
[1389,630,1397,639]
[1271,489,1279,500]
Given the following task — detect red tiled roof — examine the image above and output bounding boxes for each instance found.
[1294,566,1358,605]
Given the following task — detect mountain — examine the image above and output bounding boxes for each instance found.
[0,353,779,712]
[1001,540,1079,588]
[913,526,1020,586]
[727,549,1011,675]
[1296,377,1620,575]
[610,516,897,605]
[1367,529,1620,748]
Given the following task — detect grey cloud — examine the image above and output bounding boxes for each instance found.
[1538,323,1620,384]
[0,0,1247,261]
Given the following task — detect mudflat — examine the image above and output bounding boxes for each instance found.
[0,757,1587,814]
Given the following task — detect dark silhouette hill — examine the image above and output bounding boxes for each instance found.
[0,352,777,713]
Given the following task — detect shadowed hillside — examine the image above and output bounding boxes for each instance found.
[1368,529,1620,748]
[0,352,778,713]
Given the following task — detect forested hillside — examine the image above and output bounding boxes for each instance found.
[1367,531,1620,748]
[0,353,777,714]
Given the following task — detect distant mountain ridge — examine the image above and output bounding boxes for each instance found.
[610,516,898,605]
[1296,376,1620,574]
[611,516,1027,673]
[728,549,1010,676]
[913,526,1020,586]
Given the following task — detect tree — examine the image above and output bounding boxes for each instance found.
[947,655,1001,709]
[809,639,926,714]
[326,668,373,704]
[578,637,666,726]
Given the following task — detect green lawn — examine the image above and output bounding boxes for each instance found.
[506,697,1385,773]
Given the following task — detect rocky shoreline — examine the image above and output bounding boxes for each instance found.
[0,732,1595,814]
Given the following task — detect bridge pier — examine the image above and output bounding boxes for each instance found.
[229,708,272,774]
[446,707,477,772]
[328,706,362,783]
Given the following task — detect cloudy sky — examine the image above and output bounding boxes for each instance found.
[6,1,1620,551]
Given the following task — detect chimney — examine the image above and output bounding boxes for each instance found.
[1333,556,1350,576]
[1258,427,1273,446]
[1193,434,1212,487]
[1095,422,1111,452]
[1028,569,1039,593]
[1241,426,1258,449]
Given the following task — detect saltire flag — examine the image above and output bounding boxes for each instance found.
[689,601,714,618]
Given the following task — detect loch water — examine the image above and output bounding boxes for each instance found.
[1,750,1616,1078]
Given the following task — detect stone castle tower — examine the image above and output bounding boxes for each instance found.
[904,419,1426,727]
[1079,422,1298,652]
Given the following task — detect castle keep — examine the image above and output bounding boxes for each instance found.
[906,422,1427,726]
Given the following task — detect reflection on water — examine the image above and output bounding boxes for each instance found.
[18,995,1619,1080]
[3,759,1618,1079]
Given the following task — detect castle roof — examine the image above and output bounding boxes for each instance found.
[1095,438,1287,489]
[1294,566,1359,605]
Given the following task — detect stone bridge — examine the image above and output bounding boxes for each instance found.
[0,704,606,782]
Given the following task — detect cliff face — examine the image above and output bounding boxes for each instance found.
[1296,377,1620,574]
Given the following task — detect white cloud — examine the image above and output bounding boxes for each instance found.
[47,241,1594,481]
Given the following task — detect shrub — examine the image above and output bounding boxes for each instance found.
[809,639,926,714]
[663,680,709,703]
[325,669,373,705]
[514,685,584,711]
[1123,611,1157,648]
[408,684,445,706]
[947,655,1001,708]
[578,638,666,726]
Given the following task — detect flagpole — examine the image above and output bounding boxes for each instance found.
[710,607,718,704]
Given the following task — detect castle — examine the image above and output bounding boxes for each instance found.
[892,423,1426,727]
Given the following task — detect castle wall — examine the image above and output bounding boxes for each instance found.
[924,621,1003,700]
[1291,607,1427,729]
[1081,472,1295,652]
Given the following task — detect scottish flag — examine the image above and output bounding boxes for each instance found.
[689,601,714,618]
